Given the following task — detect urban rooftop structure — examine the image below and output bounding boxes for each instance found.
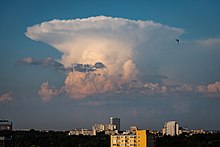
[110,126,155,147]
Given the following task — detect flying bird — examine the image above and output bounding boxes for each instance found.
[176,39,180,44]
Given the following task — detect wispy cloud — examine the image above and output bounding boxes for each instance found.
[19,57,106,73]
[197,38,220,47]
[0,91,13,103]
[18,57,65,71]
[196,82,220,97]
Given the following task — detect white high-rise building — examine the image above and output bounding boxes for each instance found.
[110,117,120,131]
[92,123,117,132]
[162,121,179,136]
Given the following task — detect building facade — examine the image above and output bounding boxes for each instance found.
[68,129,96,136]
[110,117,120,131]
[92,123,117,132]
[162,121,179,136]
[111,130,155,147]
[0,119,13,147]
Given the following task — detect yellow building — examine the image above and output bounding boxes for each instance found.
[111,130,155,147]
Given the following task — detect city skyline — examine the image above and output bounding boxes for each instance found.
[1,0,220,130]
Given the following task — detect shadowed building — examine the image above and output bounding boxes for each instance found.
[110,117,120,131]
[0,119,13,147]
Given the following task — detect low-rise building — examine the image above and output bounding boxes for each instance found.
[68,129,96,136]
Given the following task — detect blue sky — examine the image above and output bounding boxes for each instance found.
[1,0,220,131]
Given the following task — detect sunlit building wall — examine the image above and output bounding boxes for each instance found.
[162,121,179,136]
[68,129,96,136]
[111,130,155,147]
[92,123,117,132]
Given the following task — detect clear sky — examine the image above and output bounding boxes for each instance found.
[0,0,220,131]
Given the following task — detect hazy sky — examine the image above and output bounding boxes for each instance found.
[1,0,220,131]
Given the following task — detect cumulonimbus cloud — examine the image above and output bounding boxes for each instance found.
[25,16,220,100]
[25,16,186,99]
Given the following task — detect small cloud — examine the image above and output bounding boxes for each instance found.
[196,82,220,93]
[195,82,220,98]
[197,38,220,47]
[18,57,65,71]
[0,91,13,103]
[196,85,207,93]
[20,57,34,64]
[175,84,193,92]
[207,82,220,93]
[38,81,62,101]
[143,83,167,94]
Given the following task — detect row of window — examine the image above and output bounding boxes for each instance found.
[112,144,138,146]
[113,140,137,143]
[112,144,143,146]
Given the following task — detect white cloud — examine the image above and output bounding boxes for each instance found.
[194,82,220,98]
[26,16,184,99]
[175,84,193,92]
[207,82,220,93]
[38,81,61,101]
[0,91,13,103]
[64,71,114,99]
[197,38,220,47]
[143,83,167,94]
[196,85,207,93]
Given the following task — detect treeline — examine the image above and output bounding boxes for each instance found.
[4,130,220,147]
[11,130,109,147]
[156,133,220,147]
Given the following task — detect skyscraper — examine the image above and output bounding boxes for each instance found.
[162,121,179,136]
[110,117,120,131]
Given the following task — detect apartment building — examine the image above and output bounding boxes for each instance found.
[111,130,155,147]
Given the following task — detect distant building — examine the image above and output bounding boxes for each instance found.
[92,123,117,132]
[69,117,121,136]
[92,124,105,132]
[192,129,205,134]
[0,119,13,147]
[110,117,120,131]
[111,129,155,147]
[92,123,118,135]
[0,120,12,131]
[123,126,138,135]
[68,129,96,136]
[162,121,179,136]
